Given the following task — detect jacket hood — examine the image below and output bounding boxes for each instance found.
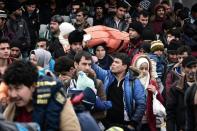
[130,54,153,78]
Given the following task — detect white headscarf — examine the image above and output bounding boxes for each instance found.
[136,57,150,89]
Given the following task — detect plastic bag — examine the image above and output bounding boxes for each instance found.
[76,71,97,94]
[152,92,166,117]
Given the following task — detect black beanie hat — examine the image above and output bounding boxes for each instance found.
[182,56,197,68]
[141,28,156,41]
[174,2,183,13]
[129,21,144,35]
[25,0,37,5]
[167,41,181,54]
[68,30,84,45]
[140,42,151,53]
[7,1,21,14]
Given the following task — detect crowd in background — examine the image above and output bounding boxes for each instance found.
[0,0,197,131]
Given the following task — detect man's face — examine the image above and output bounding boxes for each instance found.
[26,4,36,14]
[162,4,171,14]
[74,56,92,74]
[129,28,140,39]
[156,8,165,18]
[8,84,34,107]
[96,7,103,16]
[10,47,21,58]
[72,5,80,14]
[37,41,47,50]
[184,64,197,82]
[167,34,175,44]
[76,11,85,25]
[177,52,188,64]
[168,52,177,63]
[138,15,149,27]
[0,18,6,28]
[50,21,59,34]
[110,58,127,74]
[14,8,22,17]
[0,43,10,59]
[116,7,126,19]
[70,42,83,53]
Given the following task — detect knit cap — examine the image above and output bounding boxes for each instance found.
[129,21,143,35]
[150,40,164,52]
[182,56,197,68]
[0,10,7,18]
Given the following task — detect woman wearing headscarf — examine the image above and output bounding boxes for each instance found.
[29,48,55,75]
[131,54,164,131]
[94,44,113,70]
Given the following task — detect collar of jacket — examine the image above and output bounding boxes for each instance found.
[175,75,187,92]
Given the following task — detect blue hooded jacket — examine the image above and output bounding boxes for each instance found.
[92,64,146,124]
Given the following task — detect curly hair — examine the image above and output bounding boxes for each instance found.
[3,60,38,87]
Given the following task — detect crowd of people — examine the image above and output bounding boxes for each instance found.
[0,0,197,131]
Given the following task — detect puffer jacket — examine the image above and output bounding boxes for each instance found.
[92,63,146,125]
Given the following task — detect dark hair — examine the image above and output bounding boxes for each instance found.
[50,15,64,24]
[55,56,74,73]
[0,38,10,46]
[137,10,150,18]
[117,1,128,9]
[68,30,84,45]
[76,8,88,17]
[112,53,130,67]
[71,1,82,7]
[177,45,191,55]
[36,38,48,46]
[162,20,175,31]
[161,0,169,5]
[177,7,189,20]
[166,28,181,38]
[3,60,38,87]
[191,3,197,13]
[74,51,92,63]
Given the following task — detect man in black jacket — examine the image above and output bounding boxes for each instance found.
[103,1,128,31]
[6,1,31,58]
[166,56,197,131]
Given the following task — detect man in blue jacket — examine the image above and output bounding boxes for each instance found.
[92,53,146,130]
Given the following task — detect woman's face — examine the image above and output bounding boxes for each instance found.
[95,46,106,59]
[139,62,149,77]
[30,54,37,65]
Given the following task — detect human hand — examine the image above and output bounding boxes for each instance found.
[147,84,157,94]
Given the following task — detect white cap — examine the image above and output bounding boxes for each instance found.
[59,22,75,36]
